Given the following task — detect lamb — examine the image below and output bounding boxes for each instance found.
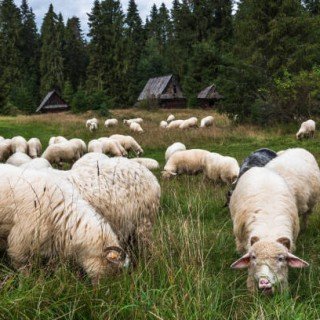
[166,120,184,129]
[109,134,143,156]
[230,167,308,294]
[296,119,316,139]
[160,121,168,129]
[266,148,320,229]
[105,119,118,128]
[123,118,143,126]
[162,149,210,179]
[98,137,127,157]
[49,136,68,145]
[11,136,28,154]
[69,138,87,156]
[130,122,144,133]
[6,152,32,166]
[167,114,175,123]
[165,142,187,162]
[200,116,214,128]
[72,152,109,170]
[0,139,12,162]
[42,141,81,166]
[88,140,103,153]
[131,158,160,170]
[27,138,42,158]
[179,117,198,129]
[203,153,239,184]
[0,165,129,284]
[20,158,52,170]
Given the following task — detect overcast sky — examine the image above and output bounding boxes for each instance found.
[14,0,173,35]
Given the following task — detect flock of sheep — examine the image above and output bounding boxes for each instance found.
[0,115,318,294]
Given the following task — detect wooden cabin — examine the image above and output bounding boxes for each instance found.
[197,84,222,108]
[36,90,70,113]
[137,75,186,108]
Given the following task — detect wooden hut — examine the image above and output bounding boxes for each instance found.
[36,90,70,113]
[197,84,222,108]
[137,75,186,108]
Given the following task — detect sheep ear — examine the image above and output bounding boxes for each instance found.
[287,253,309,268]
[104,246,126,264]
[230,253,250,269]
[277,237,291,250]
[250,236,259,246]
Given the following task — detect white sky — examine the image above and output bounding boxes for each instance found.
[14,0,173,36]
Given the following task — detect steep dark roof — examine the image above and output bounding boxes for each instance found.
[36,91,69,113]
[138,75,174,101]
[198,84,222,100]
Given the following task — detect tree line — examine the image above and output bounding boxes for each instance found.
[0,0,320,122]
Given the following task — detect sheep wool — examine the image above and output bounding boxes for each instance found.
[27,138,42,158]
[165,142,186,162]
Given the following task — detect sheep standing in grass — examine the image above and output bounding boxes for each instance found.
[27,138,42,158]
[49,136,68,145]
[162,149,210,179]
[130,122,144,133]
[110,134,143,156]
[20,158,52,170]
[105,119,118,128]
[200,116,214,128]
[179,117,198,129]
[6,152,32,166]
[123,118,143,126]
[69,138,87,157]
[0,139,12,162]
[167,114,175,123]
[296,119,316,139]
[204,153,239,184]
[0,165,129,284]
[230,167,308,294]
[131,158,160,170]
[266,148,320,229]
[11,136,28,154]
[98,137,127,157]
[165,142,186,162]
[72,153,109,170]
[166,120,184,129]
[88,140,103,153]
[160,121,168,129]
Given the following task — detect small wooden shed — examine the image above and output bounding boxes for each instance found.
[36,90,70,113]
[197,84,222,108]
[138,75,186,108]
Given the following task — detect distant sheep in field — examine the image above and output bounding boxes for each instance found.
[130,122,144,133]
[0,165,129,284]
[160,121,168,129]
[27,138,42,158]
[11,136,28,154]
[200,116,214,128]
[110,134,143,156]
[179,117,198,129]
[131,158,160,170]
[167,114,175,123]
[166,120,184,129]
[69,138,87,157]
[165,142,186,162]
[0,136,4,142]
[49,136,68,145]
[86,118,99,132]
[98,137,127,157]
[20,158,52,170]
[296,119,316,139]
[88,140,103,153]
[230,167,308,294]
[0,139,12,162]
[105,119,118,128]
[123,118,143,126]
[6,152,32,166]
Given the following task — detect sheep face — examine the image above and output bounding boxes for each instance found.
[231,239,308,294]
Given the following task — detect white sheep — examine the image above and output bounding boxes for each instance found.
[88,140,103,153]
[27,138,42,158]
[0,136,4,142]
[165,142,187,162]
[167,114,175,123]
[200,116,214,128]
[179,117,198,129]
[98,137,127,157]
[160,121,168,129]
[6,152,32,166]
[86,118,99,128]
[130,122,144,133]
[49,136,68,145]
[123,118,143,126]
[166,120,184,129]
[89,122,98,132]
[72,153,109,170]
[266,148,320,229]
[0,165,129,284]
[203,153,239,184]
[109,134,143,156]
[230,167,308,294]
[296,119,316,139]
[131,158,160,170]
[105,119,118,128]
[162,149,210,179]
[11,136,28,154]
[20,158,52,170]
[0,139,12,162]
[69,138,87,157]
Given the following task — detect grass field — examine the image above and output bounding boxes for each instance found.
[0,109,319,319]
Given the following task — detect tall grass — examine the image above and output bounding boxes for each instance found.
[0,110,319,319]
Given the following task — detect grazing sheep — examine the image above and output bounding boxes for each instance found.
[98,137,127,157]
[200,116,214,128]
[89,122,98,132]
[165,142,187,162]
[179,117,198,129]
[130,122,144,133]
[27,138,42,158]
[105,119,118,128]
[11,136,28,154]
[162,149,210,179]
[72,153,109,170]
[42,141,81,166]
[0,165,129,284]
[0,139,12,162]
[296,119,316,139]
[204,153,239,184]
[69,138,87,156]
[20,158,52,170]
[160,121,168,129]
[88,140,103,153]
[167,114,175,123]
[49,136,68,145]
[6,152,32,166]
[266,148,320,229]
[166,120,184,129]
[123,118,143,126]
[230,167,308,294]
[86,118,99,127]
[109,134,143,156]
[131,158,160,170]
